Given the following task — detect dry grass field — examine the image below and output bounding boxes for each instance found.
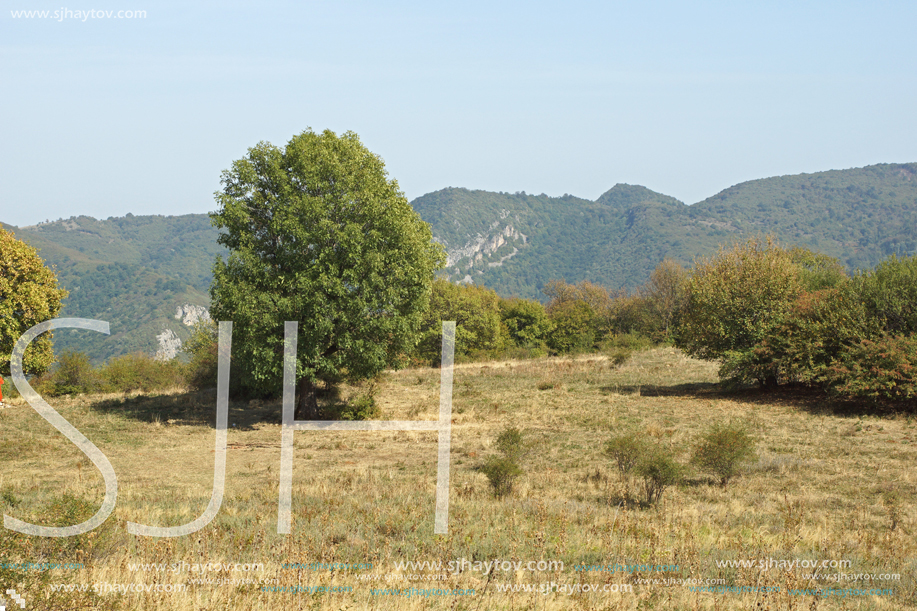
[0,347,915,610]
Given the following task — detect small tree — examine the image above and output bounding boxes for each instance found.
[0,227,68,377]
[414,279,505,364]
[499,297,553,351]
[603,434,645,476]
[645,258,689,338]
[674,237,803,387]
[691,422,756,487]
[635,445,684,505]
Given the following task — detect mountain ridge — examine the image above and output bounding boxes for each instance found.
[4,161,917,362]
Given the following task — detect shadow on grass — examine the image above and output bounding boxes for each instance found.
[602,378,917,418]
[599,381,722,397]
[87,389,284,431]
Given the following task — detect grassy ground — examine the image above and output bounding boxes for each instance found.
[0,347,914,610]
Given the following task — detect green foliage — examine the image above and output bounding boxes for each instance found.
[415,279,506,364]
[788,247,848,291]
[675,237,804,386]
[0,227,68,377]
[603,432,684,505]
[480,426,528,497]
[498,296,553,352]
[209,129,445,417]
[852,254,917,335]
[691,422,756,487]
[34,351,105,396]
[644,258,690,338]
[546,300,598,354]
[480,456,523,498]
[603,434,645,475]
[599,333,653,367]
[101,353,184,393]
[634,445,684,505]
[609,293,659,339]
[824,335,917,401]
[182,319,219,389]
[494,426,529,462]
[720,287,874,387]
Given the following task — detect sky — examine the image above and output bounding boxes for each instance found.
[2,0,916,227]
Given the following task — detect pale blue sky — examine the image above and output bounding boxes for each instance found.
[2,1,916,227]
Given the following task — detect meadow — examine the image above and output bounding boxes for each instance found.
[0,347,914,610]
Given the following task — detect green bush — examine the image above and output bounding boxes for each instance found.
[414,279,506,365]
[328,393,382,421]
[691,421,756,487]
[547,300,598,354]
[480,456,522,497]
[720,286,873,387]
[34,351,105,396]
[494,426,528,462]
[674,237,803,387]
[183,319,219,390]
[600,332,654,366]
[480,426,528,497]
[101,353,184,393]
[853,254,917,335]
[499,297,554,350]
[635,445,684,505]
[824,335,917,402]
[603,434,645,475]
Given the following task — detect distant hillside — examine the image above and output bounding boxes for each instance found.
[5,215,224,363]
[5,162,917,362]
[419,163,917,298]
[689,163,917,270]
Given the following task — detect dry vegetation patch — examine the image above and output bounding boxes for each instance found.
[0,348,914,609]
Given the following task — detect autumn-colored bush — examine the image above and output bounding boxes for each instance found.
[824,335,917,402]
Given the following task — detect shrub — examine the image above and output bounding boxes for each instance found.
[674,237,803,386]
[328,392,382,421]
[644,258,690,339]
[691,421,756,487]
[183,319,219,390]
[824,335,917,402]
[480,456,523,497]
[853,254,917,335]
[494,426,528,462]
[414,279,506,365]
[499,296,554,352]
[480,426,528,497]
[547,300,598,354]
[601,332,654,367]
[101,353,184,393]
[34,351,105,396]
[603,434,645,475]
[635,445,684,505]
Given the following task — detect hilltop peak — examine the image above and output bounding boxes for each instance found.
[595,184,685,209]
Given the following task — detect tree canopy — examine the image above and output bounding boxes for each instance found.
[209,129,445,418]
[0,227,68,376]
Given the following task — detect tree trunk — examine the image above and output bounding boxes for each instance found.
[760,373,779,389]
[295,378,320,421]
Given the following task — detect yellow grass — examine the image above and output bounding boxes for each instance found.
[0,347,914,609]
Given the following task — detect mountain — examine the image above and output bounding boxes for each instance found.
[421,163,917,297]
[5,214,224,363]
[4,162,917,362]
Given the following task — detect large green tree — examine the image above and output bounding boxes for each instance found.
[674,237,803,386]
[209,129,445,418]
[0,227,68,376]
